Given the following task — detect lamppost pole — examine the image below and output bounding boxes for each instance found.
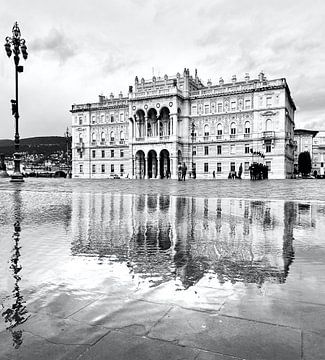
[5,22,28,182]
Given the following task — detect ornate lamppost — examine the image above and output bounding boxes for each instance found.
[65,127,72,177]
[4,22,28,182]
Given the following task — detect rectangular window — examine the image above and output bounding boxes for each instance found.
[266,161,271,171]
[120,164,124,174]
[244,162,250,171]
[245,144,250,154]
[204,163,209,173]
[245,99,251,109]
[204,146,209,155]
[230,145,235,154]
[79,117,83,125]
[111,164,114,173]
[110,115,114,123]
[101,150,105,158]
[91,116,96,124]
[266,96,272,107]
[92,164,96,173]
[204,104,210,114]
[101,164,105,173]
[191,105,197,115]
[79,152,83,159]
[192,146,197,156]
[266,144,272,153]
[217,145,222,155]
[211,103,215,113]
[217,103,223,113]
[120,113,124,122]
[79,164,83,173]
[111,150,114,158]
[217,163,221,173]
[230,162,235,172]
[101,115,105,123]
[120,149,124,158]
[92,150,96,158]
[231,101,236,110]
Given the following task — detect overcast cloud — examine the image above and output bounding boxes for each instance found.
[0,0,324,139]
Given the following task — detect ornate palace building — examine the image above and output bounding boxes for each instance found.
[71,69,296,179]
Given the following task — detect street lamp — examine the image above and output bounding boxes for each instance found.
[5,22,28,182]
[65,127,71,177]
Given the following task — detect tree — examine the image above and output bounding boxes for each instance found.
[298,151,312,177]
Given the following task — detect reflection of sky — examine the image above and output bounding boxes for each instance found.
[1,188,325,335]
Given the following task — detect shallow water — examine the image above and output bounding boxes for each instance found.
[1,178,325,350]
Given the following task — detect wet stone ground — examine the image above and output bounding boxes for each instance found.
[0,178,325,360]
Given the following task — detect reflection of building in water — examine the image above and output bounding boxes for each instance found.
[71,192,296,288]
[2,190,30,348]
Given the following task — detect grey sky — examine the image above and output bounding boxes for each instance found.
[0,0,324,139]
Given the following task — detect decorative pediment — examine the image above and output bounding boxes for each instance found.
[261,110,278,117]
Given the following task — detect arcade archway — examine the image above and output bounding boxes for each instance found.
[159,149,170,178]
[148,150,158,179]
[135,150,145,179]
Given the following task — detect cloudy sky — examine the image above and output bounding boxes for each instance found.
[0,0,324,139]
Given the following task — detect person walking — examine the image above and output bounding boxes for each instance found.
[181,162,187,181]
[178,163,182,181]
[238,163,243,179]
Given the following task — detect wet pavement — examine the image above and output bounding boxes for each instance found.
[0,178,325,359]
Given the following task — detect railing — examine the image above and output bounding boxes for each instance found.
[216,134,223,140]
[119,140,125,144]
[71,100,128,111]
[91,141,97,145]
[130,87,183,99]
[262,131,275,139]
[160,135,170,140]
[100,141,105,145]
[110,140,115,145]
[76,142,84,149]
[230,134,237,139]
[190,78,286,98]
[244,133,251,138]
[135,137,145,141]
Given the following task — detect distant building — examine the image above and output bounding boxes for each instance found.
[312,131,325,177]
[71,69,296,179]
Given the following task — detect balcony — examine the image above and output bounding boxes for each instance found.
[100,141,106,145]
[230,134,237,140]
[135,137,145,142]
[216,135,223,140]
[109,140,115,145]
[119,140,125,144]
[244,133,252,139]
[262,131,275,139]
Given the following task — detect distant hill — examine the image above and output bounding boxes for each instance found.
[0,136,71,157]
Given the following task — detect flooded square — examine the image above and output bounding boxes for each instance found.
[1,179,325,359]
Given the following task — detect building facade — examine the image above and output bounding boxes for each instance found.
[71,69,296,179]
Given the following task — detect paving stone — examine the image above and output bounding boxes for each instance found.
[78,330,199,360]
[19,312,110,345]
[133,281,232,312]
[71,296,171,336]
[26,287,103,318]
[302,331,325,360]
[0,330,88,360]
[148,307,301,360]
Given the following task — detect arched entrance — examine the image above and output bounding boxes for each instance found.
[177,150,182,165]
[148,150,158,179]
[135,150,145,179]
[159,149,170,179]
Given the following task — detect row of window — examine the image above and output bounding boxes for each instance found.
[90,130,125,143]
[79,164,125,174]
[198,161,272,173]
[92,149,124,158]
[194,144,272,156]
[77,113,126,125]
[192,100,252,115]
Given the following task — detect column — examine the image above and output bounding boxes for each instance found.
[145,156,149,179]
[171,113,177,137]
[157,156,160,178]
[145,116,148,138]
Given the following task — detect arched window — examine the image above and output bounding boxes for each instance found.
[244,121,251,136]
[230,122,237,138]
[120,131,125,143]
[101,132,105,142]
[79,133,83,143]
[110,131,115,143]
[91,132,96,143]
[204,124,210,137]
[266,119,273,131]
[217,123,223,139]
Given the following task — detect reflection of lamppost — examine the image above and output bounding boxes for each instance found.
[65,127,71,176]
[191,122,196,178]
[4,22,28,182]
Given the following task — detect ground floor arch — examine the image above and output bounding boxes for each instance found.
[148,150,158,179]
[135,150,145,179]
[160,149,170,179]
